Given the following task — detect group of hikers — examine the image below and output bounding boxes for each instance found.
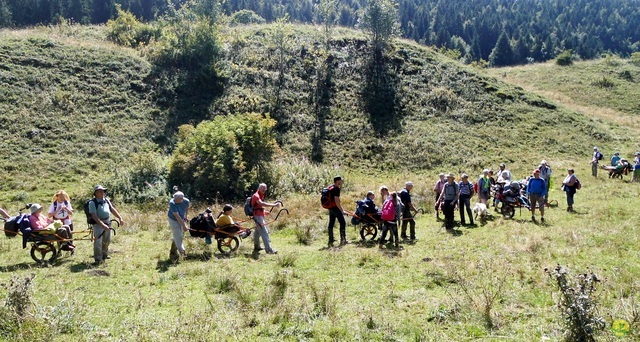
[1,148,638,264]
[591,147,640,182]
[321,161,587,248]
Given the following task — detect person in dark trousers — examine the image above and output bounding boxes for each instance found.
[400,181,418,240]
[477,169,491,205]
[526,169,547,223]
[437,174,459,230]
[326,176,348,247]
[363,191,381,220]
[458,174,475,226]
[433,173,445,219]
[562,168,579,212]
[378,191,402,249]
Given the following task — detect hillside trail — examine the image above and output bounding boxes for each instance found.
[498,76,640,135]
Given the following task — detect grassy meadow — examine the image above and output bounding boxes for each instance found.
[2,164,640,340]
[2,22,640,341]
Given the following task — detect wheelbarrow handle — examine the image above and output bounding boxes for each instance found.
[269,200,285,213]
[273,208,289,221]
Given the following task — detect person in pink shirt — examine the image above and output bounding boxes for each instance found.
[28,203,74,250]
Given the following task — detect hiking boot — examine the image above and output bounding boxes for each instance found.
[339,239,348,246]
[531,216,537,223]
[541,217,545,224]
[327,241,335,248]
[92,260,103,267]
[104,255,111,260]
[266,250,278,255]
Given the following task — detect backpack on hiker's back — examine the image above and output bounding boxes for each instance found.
[320,185,336,209]
[381,200,396,221]
[84,198,113,224]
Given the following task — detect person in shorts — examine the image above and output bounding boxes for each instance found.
[526,169,547,223]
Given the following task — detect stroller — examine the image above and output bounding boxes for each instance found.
[351,200,383,241]
[189,208,252,254]
[603,160,633,179]
[499,181,531,218]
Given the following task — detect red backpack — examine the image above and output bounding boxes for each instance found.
[320,185,335,209]
[381,200,396,221]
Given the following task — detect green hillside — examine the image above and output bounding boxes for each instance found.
[487,57,640,146]
[0,23,621,204]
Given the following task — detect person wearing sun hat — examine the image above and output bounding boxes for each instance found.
[437,173,459,230]
[537,160,552,204]
[89,185,124,266]
[526,169,547,224]
[168,190,190,262]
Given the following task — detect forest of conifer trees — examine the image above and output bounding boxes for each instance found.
[1,0,638,66]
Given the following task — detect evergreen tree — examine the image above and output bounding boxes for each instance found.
[489,31,514,66]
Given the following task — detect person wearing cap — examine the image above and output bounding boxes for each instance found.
[458,174,475,226]
[433,174,446,219]
[28,203,74,250]
[611,152,621,166]
[399,181,418,240]
[437,174,459,230]
[591,147,603,177]
[633,152,640,183]
[526,169,547,223]
[537,160,552,203]
[562,168,579,212]
[477,170,491,205]
[168,191,190,262]
[251,183,281,254]
[89,185,124,266]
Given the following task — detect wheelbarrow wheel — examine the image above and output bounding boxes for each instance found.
[359,223,378,241]
[217,236,240,254]
[501,205,515,219]
[30,241,58,264]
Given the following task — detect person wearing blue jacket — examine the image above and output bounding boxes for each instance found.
[526,169,547,224]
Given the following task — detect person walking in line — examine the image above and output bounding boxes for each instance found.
[168,191,190,262]
[437,173,459,230]
[325,176,348,247]
[433,173,446,219]
[89,185,124,266]
[477,169,491,205]
[400,182,418,240]
[537,160,552,204]
[458,174,475,226]
[251,183,281,254]
[378,191,402,249]
[591,146,603,177]
[562,168,579,212]
[526,169,547,224]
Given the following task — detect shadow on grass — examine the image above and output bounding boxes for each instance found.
[354,240,378,249]
[444,228,463,237]
[0,262,35,272]
[69,261,93,273]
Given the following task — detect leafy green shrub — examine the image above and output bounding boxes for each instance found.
[168,113,278,200]
[556,50,573,66]
[619,70,634,82]
[546,265,605,342]
[591,76,615,88]
[148,2,220,71]
[106,6,159,48]
[229,10,266,25]
[269,158,334,197]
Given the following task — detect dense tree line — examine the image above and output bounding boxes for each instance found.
[1,0,639,65]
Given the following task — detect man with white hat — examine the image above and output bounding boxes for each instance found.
[537,160,552,204]
[591,147,603,177]
[168,190,190,262]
